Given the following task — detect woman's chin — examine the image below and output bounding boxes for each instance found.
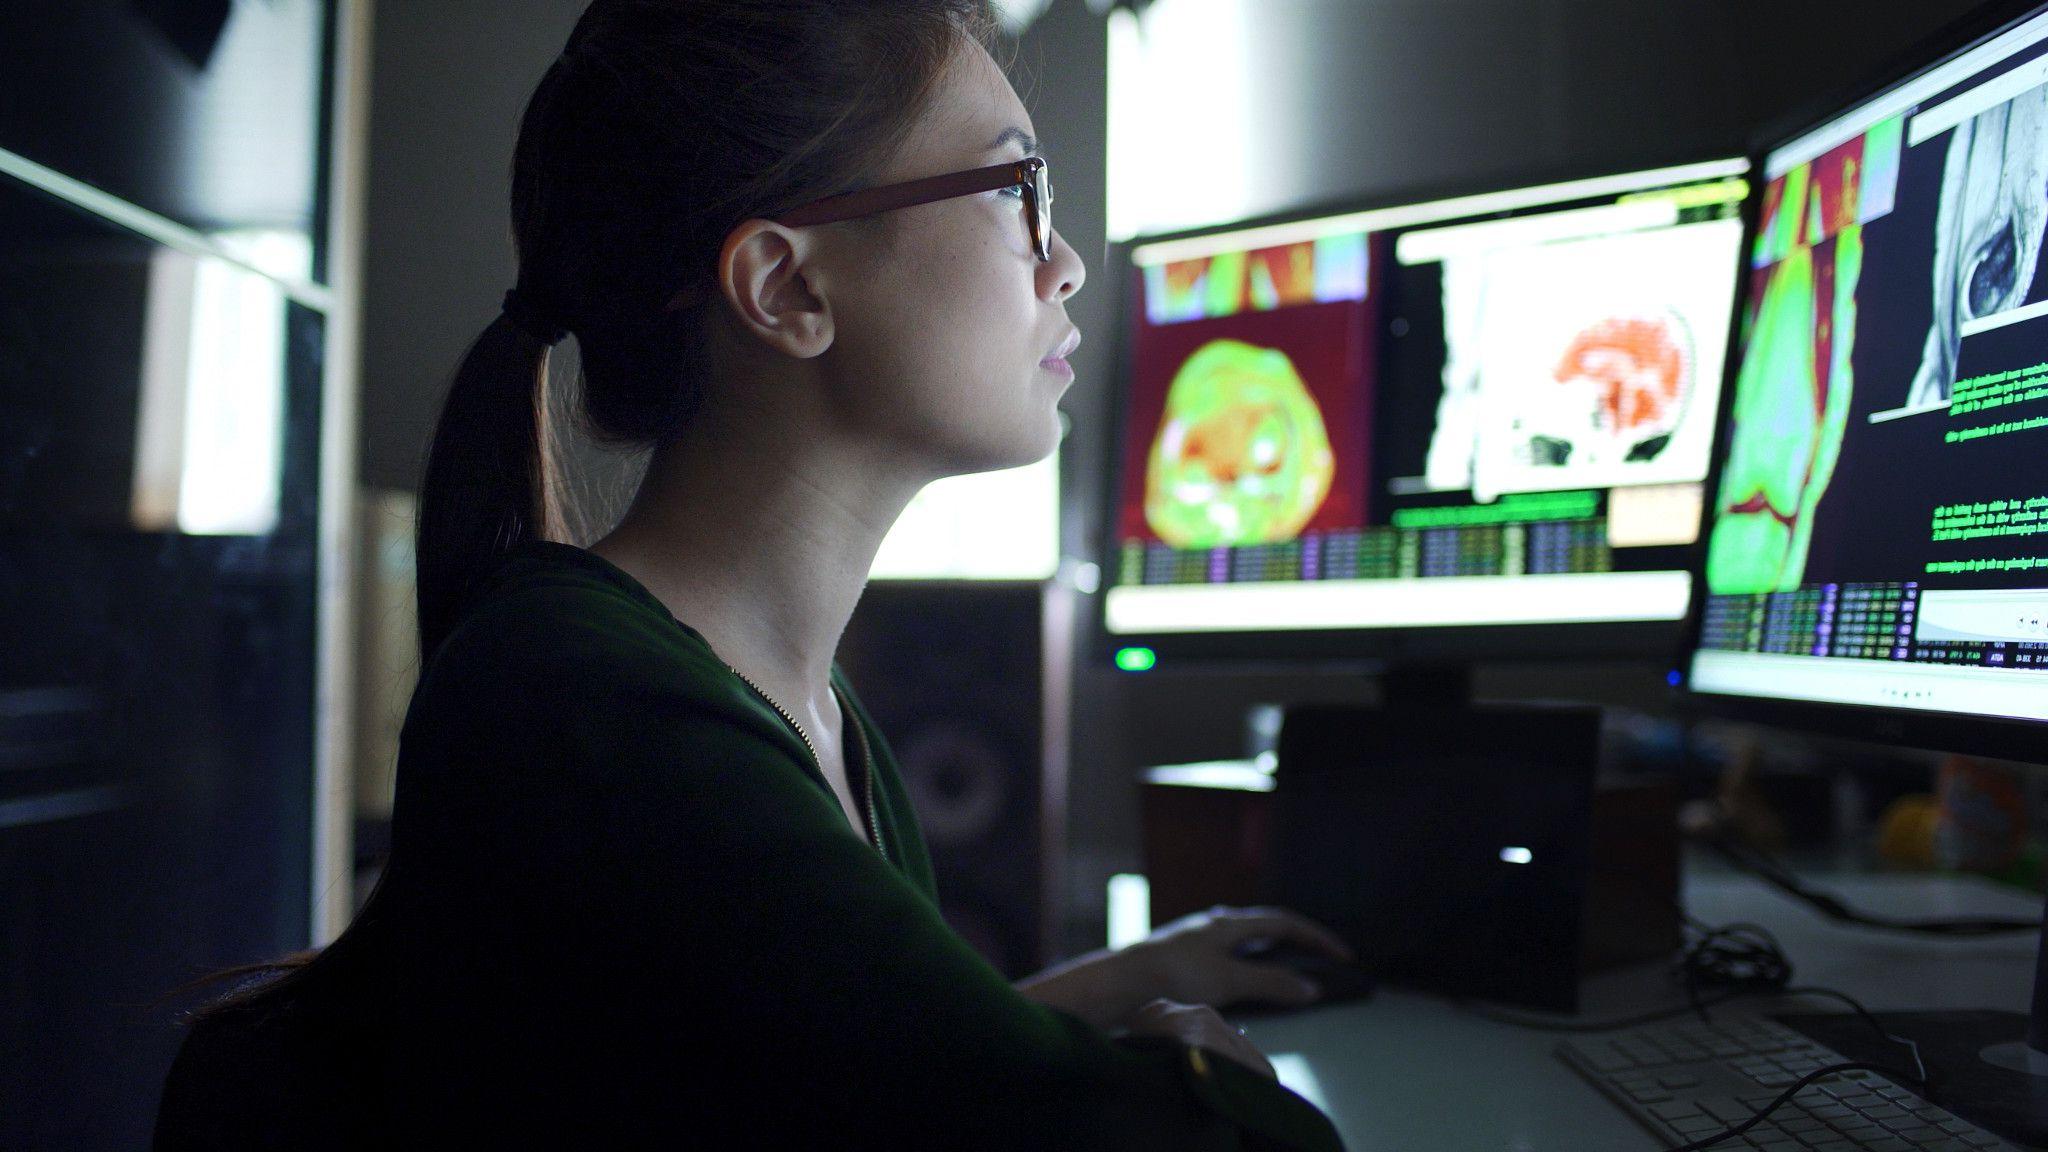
[943,429,1059,478]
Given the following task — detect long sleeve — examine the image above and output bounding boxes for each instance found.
[368,546,1343,1150]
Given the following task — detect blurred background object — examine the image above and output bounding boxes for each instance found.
[0,1,369,1146]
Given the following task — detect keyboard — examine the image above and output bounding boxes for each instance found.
[1557,1014,2022,1151]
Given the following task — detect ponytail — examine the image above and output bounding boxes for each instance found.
[413,308,567,665]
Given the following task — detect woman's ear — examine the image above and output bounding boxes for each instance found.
[717,219,834,359]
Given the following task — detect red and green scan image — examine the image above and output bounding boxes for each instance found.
[1143,338,1336,549]
[1551,313,1693,462]
[1706,226,1862,594]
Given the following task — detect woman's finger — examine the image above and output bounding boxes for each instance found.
[1207,1032,1277,1080]
[1128,1000,1278,1080]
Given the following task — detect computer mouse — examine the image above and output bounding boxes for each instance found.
[1231,936,1378,1009]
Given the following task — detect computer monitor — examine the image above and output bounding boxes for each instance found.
[1682,2,2048,764]
[1680,5,2048,1135]
[1098,158,1751,669]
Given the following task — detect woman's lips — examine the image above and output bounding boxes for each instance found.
[1040,329,1082,375]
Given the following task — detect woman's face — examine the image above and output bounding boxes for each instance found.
[811,35,1087,479]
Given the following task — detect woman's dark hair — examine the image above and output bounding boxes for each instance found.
[419,0,999,663]
[173,0,997,1024]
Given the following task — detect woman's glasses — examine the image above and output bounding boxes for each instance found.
[775,156,1054,262]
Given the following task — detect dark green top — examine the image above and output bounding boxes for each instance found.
[257,541,1343,1148]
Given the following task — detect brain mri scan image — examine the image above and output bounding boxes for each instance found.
[1518,311,1694,468]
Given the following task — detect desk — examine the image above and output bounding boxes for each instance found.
[1231,866,2041,1151]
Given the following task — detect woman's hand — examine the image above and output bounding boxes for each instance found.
[1014,904,1354,1031]
[1122,904,1355,1014]
[1115,997,1277,1080]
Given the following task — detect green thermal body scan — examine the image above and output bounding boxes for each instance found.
[1707,226,1861,594]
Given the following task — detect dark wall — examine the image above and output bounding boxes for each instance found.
[358,0,580,493]
[1225,0,1993,218]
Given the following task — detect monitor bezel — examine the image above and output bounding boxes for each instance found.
[1675,0,2048,764]
[1091,153,1751,672]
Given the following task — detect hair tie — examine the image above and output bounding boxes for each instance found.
[501,286,569,346]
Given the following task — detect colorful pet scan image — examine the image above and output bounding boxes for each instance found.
[1142,339,1337,548]
[1119,253,1374,553]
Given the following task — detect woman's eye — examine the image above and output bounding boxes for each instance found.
[997,184,1026,200]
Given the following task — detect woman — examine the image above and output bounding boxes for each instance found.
[156,2,1353,1147]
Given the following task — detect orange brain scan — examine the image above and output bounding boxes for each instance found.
[1546,313,1692,463]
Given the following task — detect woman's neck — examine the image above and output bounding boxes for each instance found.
[587,395,926,730]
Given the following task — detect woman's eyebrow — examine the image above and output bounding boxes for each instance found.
[987,126,1038,155]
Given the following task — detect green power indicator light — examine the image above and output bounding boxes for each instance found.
[1115,647,1158,673]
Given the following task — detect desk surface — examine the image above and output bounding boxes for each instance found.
[1231,866,2041,1152]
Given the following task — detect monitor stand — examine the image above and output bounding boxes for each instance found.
[1772,893,2048,1148]
[1376,663,1474,710]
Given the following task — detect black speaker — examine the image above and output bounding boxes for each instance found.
[837,583,1050,979]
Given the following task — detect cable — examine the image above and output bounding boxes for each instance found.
[1457,912,1789,1032]
[1466,992,1925,1139]
[1641,977,1934,1152]
[1661,916,1927,1090]
[1705,834,2038,936]
[1661,1061,1924,1152]
[1778,985,1928,1088]
[1678,920,1792,998]
[1656,922,1934,1151]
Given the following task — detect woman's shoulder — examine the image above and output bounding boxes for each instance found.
[440,539,706,662]
[407,540,742,728]
[394,539,821,804]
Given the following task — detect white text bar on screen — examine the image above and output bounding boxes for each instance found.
[1394,199,1681,266]
[1103,570,1689,634]
[1691,649,2048,723]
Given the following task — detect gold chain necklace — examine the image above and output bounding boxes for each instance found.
[726,665,884,855]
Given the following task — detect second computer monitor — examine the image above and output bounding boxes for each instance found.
[1101,159,1750,663]
[1685,2,2048,757]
